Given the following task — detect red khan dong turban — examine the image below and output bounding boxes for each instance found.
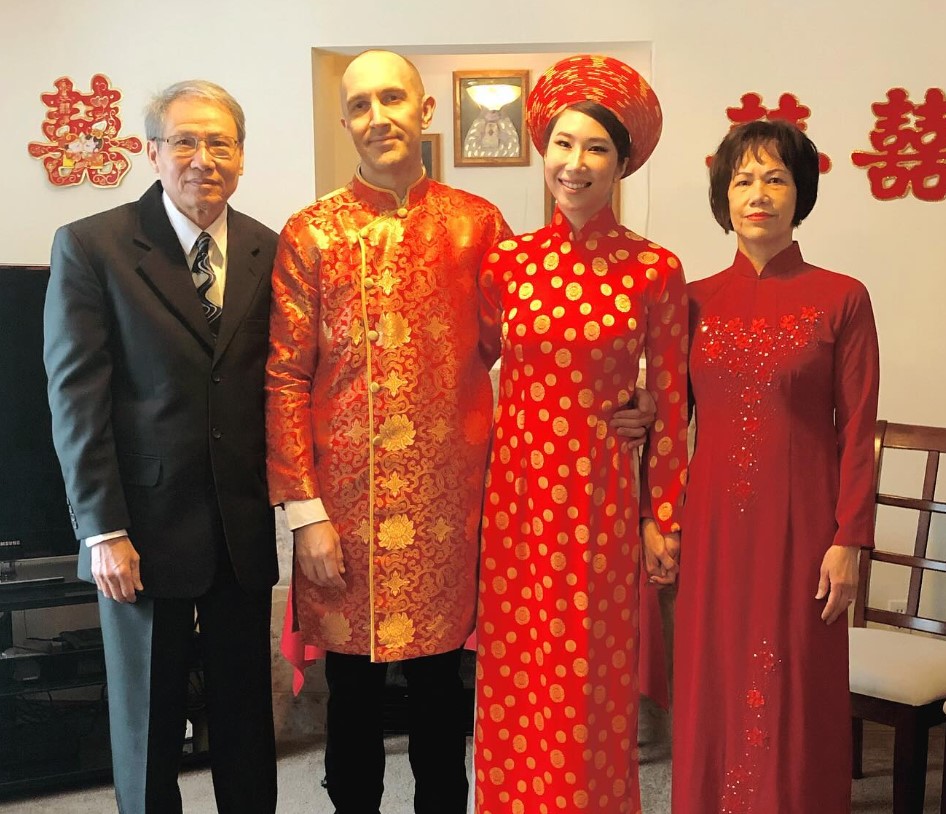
[527,54,662,178]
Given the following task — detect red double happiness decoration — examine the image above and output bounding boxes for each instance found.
[28,74,142,188]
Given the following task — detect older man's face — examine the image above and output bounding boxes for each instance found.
[341,52,434,192]
[147,96,244,229]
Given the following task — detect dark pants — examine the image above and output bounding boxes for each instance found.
[324,648,469,814]
[98,554,276,814]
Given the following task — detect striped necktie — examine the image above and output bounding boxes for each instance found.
[191,231,222,334]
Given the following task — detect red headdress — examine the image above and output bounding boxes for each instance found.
[527,54,662,177]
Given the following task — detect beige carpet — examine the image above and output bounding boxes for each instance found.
[0,712,941,812]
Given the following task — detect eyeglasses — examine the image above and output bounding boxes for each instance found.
[156,135,241,159]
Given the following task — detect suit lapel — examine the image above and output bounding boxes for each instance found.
[213,209,268,360]
[133,182,215,355]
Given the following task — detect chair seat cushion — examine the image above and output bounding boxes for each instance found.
[850,627,946,705]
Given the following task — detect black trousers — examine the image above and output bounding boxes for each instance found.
[324,648,469,814]
[98,553,276,814]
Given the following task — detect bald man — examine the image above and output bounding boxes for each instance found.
[265,50,511,813]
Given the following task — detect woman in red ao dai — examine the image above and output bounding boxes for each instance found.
[474,55,688,814]
[673,120,879,813]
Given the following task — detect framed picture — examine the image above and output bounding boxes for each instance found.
[544,183,622,224]
[453,70,530,167]
[420,133,442,182]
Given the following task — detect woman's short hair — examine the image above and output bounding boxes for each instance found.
[144,80,246,143]
[543,101,631,166]
[709,120,820,232]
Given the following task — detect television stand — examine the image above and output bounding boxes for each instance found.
[0,559,66,589]
[0,572,208,796]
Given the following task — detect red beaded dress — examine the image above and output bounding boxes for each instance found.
[672,243,879,814]
[474,205,688,814]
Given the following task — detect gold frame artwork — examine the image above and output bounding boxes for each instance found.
[453,70,530,167]
[544,183,622,224]
[420,133,442,181]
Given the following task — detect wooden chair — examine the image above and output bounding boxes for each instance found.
[850,420,946,814]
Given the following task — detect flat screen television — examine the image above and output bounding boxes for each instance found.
[0,265,77,583]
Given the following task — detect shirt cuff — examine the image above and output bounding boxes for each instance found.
[85,529,128,547]
[284,499,329,530]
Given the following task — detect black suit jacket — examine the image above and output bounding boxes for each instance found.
[44,181,278,597]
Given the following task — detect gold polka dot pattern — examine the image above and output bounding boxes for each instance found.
[475,205,688,813]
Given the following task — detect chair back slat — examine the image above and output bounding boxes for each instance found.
[869,551,946,573]
[882,422,946,453]
[854,420,946,635]
[863,607,946,636]
[876,494,946,514]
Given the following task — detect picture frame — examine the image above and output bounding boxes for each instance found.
[420,133,442,182]
[453,70,530,167]
[544,183,622,224]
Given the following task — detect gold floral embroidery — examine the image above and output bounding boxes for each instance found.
[349,321,364,346]
[382,471,408,497]
[378,612,415,649]
[377,514,416,550]
[381,370,408,396]
[430,418,451,442]
[348,420,368,444]
[428,614,450,640]
[378,312,411,349]
[426,315,449,340]
[320,612,352,647]
[379,414,416,451]
[377,269,398,295]
[431,517,453,542]
[354,519,370,543]
[383,571,410,597]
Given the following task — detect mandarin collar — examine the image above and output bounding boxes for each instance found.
[733,241,804,279]
[351,169,430,213]
[548,203,620,243]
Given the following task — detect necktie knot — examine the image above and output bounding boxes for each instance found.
[194,231,212,259]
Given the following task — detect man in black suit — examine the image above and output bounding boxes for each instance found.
[43,80,278,814]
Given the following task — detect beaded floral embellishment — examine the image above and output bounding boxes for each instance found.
[721,641,781,813]
[698,307,822,508]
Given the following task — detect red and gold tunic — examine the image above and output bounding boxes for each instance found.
[474,205,688,814]
[266,173,511,662]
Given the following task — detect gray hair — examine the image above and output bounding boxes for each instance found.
[144,80,246,143]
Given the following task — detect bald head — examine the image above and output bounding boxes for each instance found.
[340,50,426,115]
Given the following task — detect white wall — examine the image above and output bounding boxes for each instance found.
[2,0,944,610]
[0,0,319,259]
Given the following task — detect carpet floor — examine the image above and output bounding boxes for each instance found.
[0,713,941,812]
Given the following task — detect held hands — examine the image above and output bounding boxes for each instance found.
[642,518,680,587]
[91,535,143,603]
[610,388,657,450]
[816,545,859,624]
[295,520,346,590]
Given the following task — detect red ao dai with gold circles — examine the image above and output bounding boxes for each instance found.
[474,206,689,814]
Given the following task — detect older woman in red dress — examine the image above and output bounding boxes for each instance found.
[673,120,879,813]
[473,56,688,814]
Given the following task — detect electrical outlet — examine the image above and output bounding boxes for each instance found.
[887,599,907,614]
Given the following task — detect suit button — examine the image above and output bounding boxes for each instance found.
[369,382,380,393]
[212,428,222,439]
[396,207,408,218]
[212,374,221,383]
[372,435,382,446]
[363,277,376,290]
[367,329,379,342]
